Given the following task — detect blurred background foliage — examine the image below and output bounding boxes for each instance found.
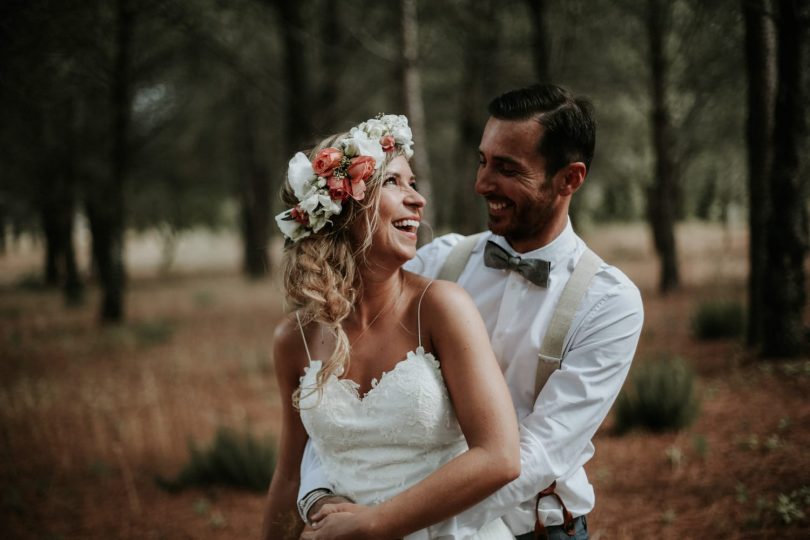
[0,0,807,349]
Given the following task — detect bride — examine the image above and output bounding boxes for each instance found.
[261,115,519,540]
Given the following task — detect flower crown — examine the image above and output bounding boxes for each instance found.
[275,114,414,243]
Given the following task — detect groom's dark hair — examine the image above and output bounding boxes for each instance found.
[488,83,596,178]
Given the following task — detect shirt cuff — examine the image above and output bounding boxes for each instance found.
[297,488,334,523]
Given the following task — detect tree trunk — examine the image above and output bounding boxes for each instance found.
[61,98,83,306]
[525,0,551,82]
[762,0,807,357]
[315,0,344,134]
[0,204,5,255]
[452,0,498,233]
[266,0,313,276]
[276,0,313,156]
[742,0,777,347]
[91,0,132,323]
[42,199,62,287]
[236,94,270,278]
[40,163,82,305]
[33,107,63,287]
[38,111,81,301]
[61,214,82,306]
[400,0,435,232]
[645,0,680,294]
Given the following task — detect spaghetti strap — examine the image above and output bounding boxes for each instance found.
[295,312,313,362]
[416,281,434,349]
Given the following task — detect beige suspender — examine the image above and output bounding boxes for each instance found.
[437,234,603,396]
[436,233,484,282]
[534,248,602,395]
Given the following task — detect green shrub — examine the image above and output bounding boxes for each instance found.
[15,272,46,291]
[157,427,276,493]
[193,290,217,308]
[692,433,709,459]
[615,357,700,434]
[133,319,174,347]
[691,300,744,340]
[775,493,806,524]
[743,487,810,528]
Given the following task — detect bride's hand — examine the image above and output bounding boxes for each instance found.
[311,501,364,521]
[300,503,386,540]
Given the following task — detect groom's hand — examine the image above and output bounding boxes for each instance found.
[310,501,364,523]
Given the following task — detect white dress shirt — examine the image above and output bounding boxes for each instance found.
[298,220,644,538]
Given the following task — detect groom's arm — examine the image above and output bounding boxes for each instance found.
[431,281,643,535]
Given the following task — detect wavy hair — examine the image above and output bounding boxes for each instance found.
[280,132,405,406]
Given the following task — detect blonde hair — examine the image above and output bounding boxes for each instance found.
[280,132,405,406]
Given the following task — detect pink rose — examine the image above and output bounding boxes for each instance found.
[327,176,351,202]
[347,155,375,182]
[349,179,366,201]
[312,147,343,176]
[291,205,309,225]
[380,134,396,153]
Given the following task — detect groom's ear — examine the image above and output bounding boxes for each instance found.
[557,162,586,196]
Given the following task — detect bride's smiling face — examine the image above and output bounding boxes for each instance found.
[353,155,425,266]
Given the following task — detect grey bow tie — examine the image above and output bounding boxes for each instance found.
[483,241,551,287]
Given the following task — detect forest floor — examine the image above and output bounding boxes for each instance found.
[1,222,808,539]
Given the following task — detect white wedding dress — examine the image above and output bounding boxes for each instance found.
[297,286,512,540]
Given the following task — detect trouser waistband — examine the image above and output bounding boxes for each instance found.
[514,514,587,540]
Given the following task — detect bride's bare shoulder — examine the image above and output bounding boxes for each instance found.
[272,313,311,377]
[273,312,300,346]
[412,278,480,338]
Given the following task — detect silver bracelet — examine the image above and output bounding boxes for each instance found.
[297,488,334,523]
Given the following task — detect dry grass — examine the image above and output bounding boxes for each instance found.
[1,222,808,539]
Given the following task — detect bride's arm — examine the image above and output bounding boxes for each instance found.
[308,281,520,539]
[261,316,311,540]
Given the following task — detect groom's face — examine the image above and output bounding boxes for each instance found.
[475,117,559,251]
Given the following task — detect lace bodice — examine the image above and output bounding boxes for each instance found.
[298,346,468,505]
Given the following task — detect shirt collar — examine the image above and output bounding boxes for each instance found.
[487,217,577,266]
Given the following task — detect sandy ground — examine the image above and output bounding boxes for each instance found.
[1,222,808,539]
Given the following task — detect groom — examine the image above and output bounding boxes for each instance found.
[299,83,643,539]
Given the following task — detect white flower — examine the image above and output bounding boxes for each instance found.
[351,131,385,169]
[400,142,414,159]
[275,210,310,242]
[341,138,359,157]
[310,199,340,232]
[378,115,413,158]
[310,214,329,233]
[294,184,319,209]
[287,152,317,200]
[298,194,318,215]
[391,124,412,146]
[319,196,342,217]
[360,118,386,140]
[380,114,406,128]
